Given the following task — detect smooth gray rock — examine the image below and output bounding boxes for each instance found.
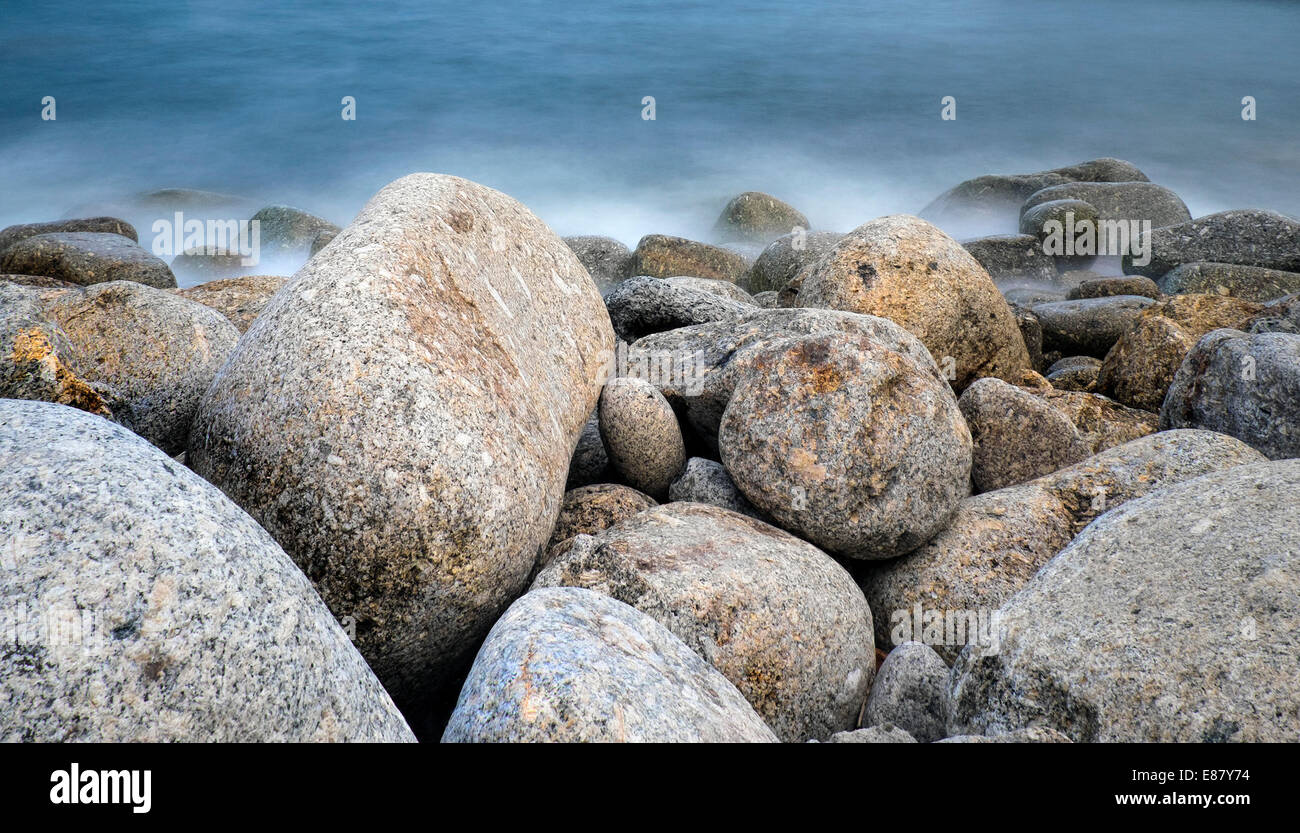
[1032,295,1156,358]
[962,234,1056,282]
[442,587,778,742]
[712,191,810,245]
[186,173,613,720]
[564,235,632,290]
[249,205,340,258]
[0,232,176,289]
[662,275,755,304]
[949,459,1300,742]
[744,230,844,294]
[1067,275,1160,300]
[1021,181,1192,243]
[957,377,1089,492]
[598,376,686,499]
[627,234,750,282]
[0,399,414,742]
[824,725,917,743]
[1158,261,1300,302]
[719,331,971,560]
[864,642,950,743]
[669,456,762,518]
[1045,355,1102,392]
[1124,209,1300,277]
[604,274,753,342]
[533,502,874,741]
[0,217,137,254]
[1160,329,1300,460]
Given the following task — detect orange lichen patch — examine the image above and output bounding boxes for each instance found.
[9,327,112,417]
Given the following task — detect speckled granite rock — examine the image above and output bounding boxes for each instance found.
[598,377,686,499]
[534,502,873,741]
[1045,355,1102,391]
[719,331,971,560]
[309,228,337,257]
[669,456,762,518]
[1124,209,1300,277]
[1098,294,1263,412]
[544,483,657,556]
[565,414,610,488]
[662,275,755,304]
[1247,293,1300,335]
[0,217,137,254]
[249,205,340,259]
[1067,275,1160,300]
[1018,197,1100,245]
[174,274,289,333]
[442,587,778,742]
[824,725,917,743]
[795,215,1031,389]
[936,728,1071,743]
[186,173,613,720]
[1032,295,1156,358]
[1160,329,1300,460]
[859,430,1265,662]
[1157,261,1300,302]
[563,235,633,290]
[962,234,1056,282]
[1021,181,1191,242]
[712,191,810,245]
[633,307,943,455]
[0,400,414,742]
[604,274,753,342]
[864,642,950,743]
[958,377,1089,492]
[744,231,843,294]
[627,234,750,282]
[1033,388,1158,452]
[0,232,176,289]
[752,290,779,308]
[949,459,1300,742]
[168,248,258,283]
[1,283,113,419]
[1010,304,1045,372]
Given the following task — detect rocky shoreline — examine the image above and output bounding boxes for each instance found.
[2,159,1298,742]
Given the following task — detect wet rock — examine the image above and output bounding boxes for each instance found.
[0,399,414,742]
[1045,355,1102,392]
[863,642,950,743]
[186,173,613,721]
[168,248,258,284]
[794,215,1031,389]
[719,331,971,560]
[1158,261,1300,302]
[564,235,633,290]
[598,377,686,499]
[249,205,340,259]
[962,234,1056,282]
[0,232,176,289]
[604,275,753,342]
[627,234,750,282]
[533,502,874,741]
[1067,275,1160,300]
[1018,197,1100,249]
[958,377,1089,492]
[1032,295,1156,358]
[669,456,762,518]
[948,459,1300,742]
[0,217,137,254]
[859,430,1264,662]
[173,275,289,333]
[1124,209,1300,277]
[744,230,844,294]
[1161,329,1300,460]
[442,587,778,742]
[713,191,810,245]
[1021,182,1192,244]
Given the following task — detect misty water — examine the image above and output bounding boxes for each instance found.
[2,0,1298,276]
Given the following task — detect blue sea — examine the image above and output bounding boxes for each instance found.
[2,0,1297,251]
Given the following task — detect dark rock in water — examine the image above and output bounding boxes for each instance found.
[920,157,1148,237]
[186,173,613,725]
[566,414,610,488]
[1067,275,1160,300]
[824,725,917,743]
[859,430,1264,663]
[864,642,950,744]
[719,331,971,560]
[795,215,1032,389]
[0,231,176,289]
[0,217,137,254]
[1032,295,1155,358]
[563,235,633,291]
[957,377,1089,492]
[1124,209,1300,277]
[0,399,415,742]
[543,483,657,564]
[961,234,1056,282]
[604,274,753,342]
[249,205,340,259]
[534,502,874,741]
[627,234,750,282]
[1045,355,1102,392]
[948,459,1300,742]
[309,228,337,257]
[1160,329,1300,460]
[1021,182,1192,244]
[598,376,686,499]
[1246,293,1300,335]
[669,456,762,518]
[1002,285,1065,307]
[169,247,258,283]
[1158,261,1300,302]
[712,191,810,245]
[442,587,778,742]
[744,230,843,294]
[1018,197,1100,240]
[173,274,288,333]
